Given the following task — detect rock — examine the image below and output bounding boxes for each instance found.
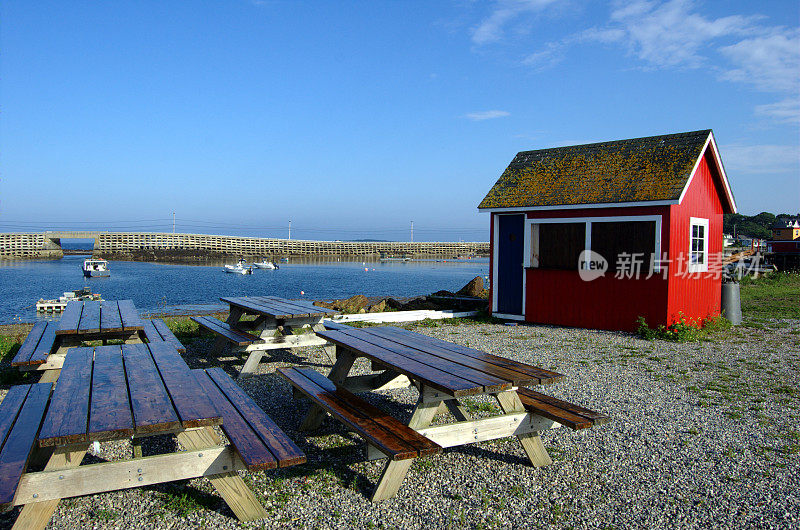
[385,298,404,310]
[368,300,387,313]
[456,276,485,298]
[401,298,442,311]
[313,300,336,309]
[431,290,456,297]
[340,294,369,313]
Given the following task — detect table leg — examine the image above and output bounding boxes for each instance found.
[370,386,440,502]
[494,390,552,467]
[238,351,265,380]
[299,349,357,431]
[442,399,472,422]
[177,427,267,522]
[13,445,88,530]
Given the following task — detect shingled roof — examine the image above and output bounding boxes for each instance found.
[479,130,726,210]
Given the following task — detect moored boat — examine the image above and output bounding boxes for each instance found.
[82,258,110,278]
[224,259,253,274]
[36,288,103,312]
[252,259,278,269]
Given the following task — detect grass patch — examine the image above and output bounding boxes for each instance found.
[740,272,800,320]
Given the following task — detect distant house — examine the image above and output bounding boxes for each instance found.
[478,130,737,332]
[767,217,800,261]
[772,217,800,241]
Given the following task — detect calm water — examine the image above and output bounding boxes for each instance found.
[0,255,489,324]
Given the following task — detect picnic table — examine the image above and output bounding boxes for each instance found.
[279,324,609,501]
[192,296,338,378]
[12,300,183,383]
[0,341,305,528]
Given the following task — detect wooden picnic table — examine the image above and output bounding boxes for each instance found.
[283,325,580,500]
[12,300,146,383]
[194,296,338,378]
[1,341,305,527]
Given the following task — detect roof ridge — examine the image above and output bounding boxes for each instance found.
[514,129,712,156]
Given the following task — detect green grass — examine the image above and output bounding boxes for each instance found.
[740,272,800,320]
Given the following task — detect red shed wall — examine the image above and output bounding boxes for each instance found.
[524,206,670,331]
[667,151,725,324]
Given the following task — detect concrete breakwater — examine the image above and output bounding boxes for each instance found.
[0,232,489,261]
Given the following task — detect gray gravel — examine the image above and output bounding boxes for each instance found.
[1,318,798,529]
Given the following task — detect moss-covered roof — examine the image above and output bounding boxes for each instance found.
[478,130,712,209]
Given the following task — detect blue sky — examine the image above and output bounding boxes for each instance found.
[1,0,798,241]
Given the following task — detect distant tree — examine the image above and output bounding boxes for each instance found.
[723,212,774,239]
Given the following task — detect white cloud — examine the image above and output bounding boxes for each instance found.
[719,30,800,93]
[754,98,800,126]
[722,143,800,175]
[516,0,799,125]
[464,110,511,121]
[472,0,558,45]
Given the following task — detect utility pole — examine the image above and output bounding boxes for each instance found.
[172,212,175,233]
[288,220,291,240]
[410,221,414,242]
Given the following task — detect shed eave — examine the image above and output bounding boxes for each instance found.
[478,199,679,213]
[677,131,738,214]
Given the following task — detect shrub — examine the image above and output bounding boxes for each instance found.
[636,313,731,342]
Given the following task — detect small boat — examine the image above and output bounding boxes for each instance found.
[279,257,289,263]
[82,258,110,278]
[224,259,253,274]
[37,288,102,312]
[252,259,278,270]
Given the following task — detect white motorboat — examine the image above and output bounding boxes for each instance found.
[224,259,253,274]
[37,288,102,312]
[252,259,278,270]
[82,258,110,278]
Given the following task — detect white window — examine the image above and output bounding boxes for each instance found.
[689,217,709,272]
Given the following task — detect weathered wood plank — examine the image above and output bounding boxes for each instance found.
[297,368,440,457]
[0,383,52,510]
[315,330,483,397]
[12,323,49,367]
[335,328,510,392]
[151,319,185,353]
[56,301,83,336]
[99,300,123,333]
[78,300,102,334]
[0,385,32,450]
[516,388,610,428]
[379,326,564,384]
[191,316,263,346]
[28,324,58,366]
[191,371,278,471]
[88,345,134,441]
[117,299,144,331]
[362,327,541,386]
[121,344,181,434]
[38,348,94,446]
[148,342,221,428]
[205,368,306,467]
[277,367,421,460]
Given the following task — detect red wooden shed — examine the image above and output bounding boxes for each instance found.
[478,130,737,332]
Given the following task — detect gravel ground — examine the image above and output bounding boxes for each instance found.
[1,318,798,529]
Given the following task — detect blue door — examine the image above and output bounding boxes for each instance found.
[496,214,524,315]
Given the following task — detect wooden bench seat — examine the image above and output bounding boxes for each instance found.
[191,368,305,470]
[277,367,440,461]
[516,387,610,430]
[191,316,264,346]
[142,319,186,353]
[12,323,57,367]
[0,383,52,510]
[322,320,354,331]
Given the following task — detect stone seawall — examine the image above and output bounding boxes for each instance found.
[1,231,489,260]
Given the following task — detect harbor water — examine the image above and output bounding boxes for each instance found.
[0,255,489,325]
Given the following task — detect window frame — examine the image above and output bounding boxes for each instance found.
[524,215,663,273]
[688,217,709,273]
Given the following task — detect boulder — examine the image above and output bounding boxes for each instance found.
[457,276,486,298]
[368,300,387,313]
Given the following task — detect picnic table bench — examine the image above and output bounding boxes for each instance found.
[280,325,609,501]
[11,300,185,383]
[192,296,338,378]
[0,341,304,527]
